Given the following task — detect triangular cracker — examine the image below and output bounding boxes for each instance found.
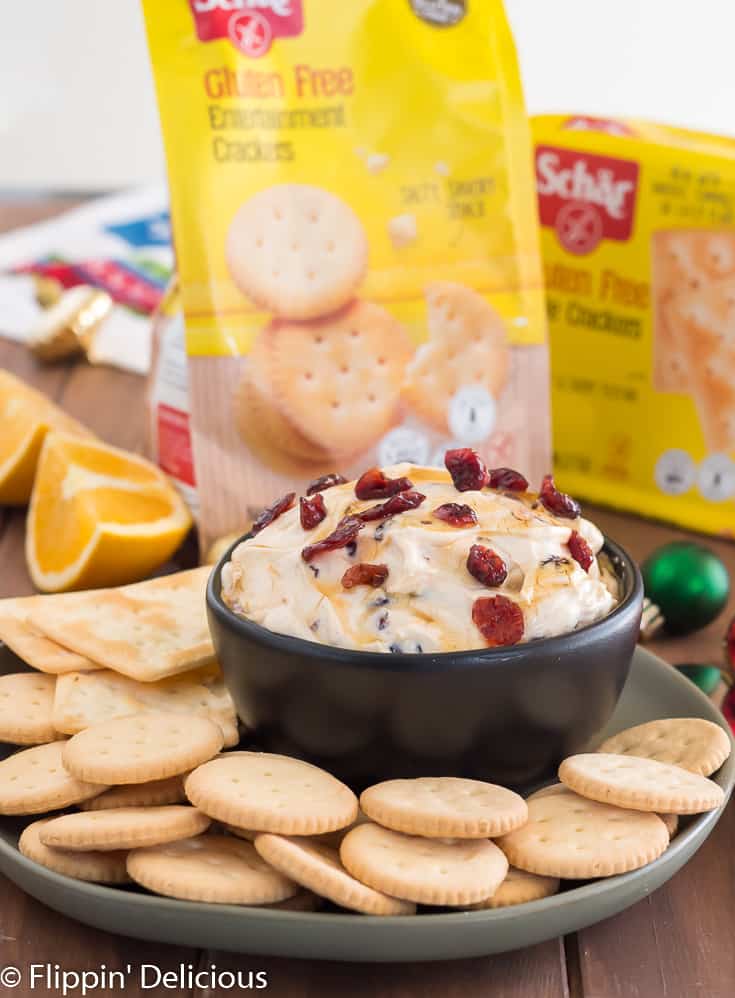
[0,596,99,674]
[27,567,215,682]
[53,664,238,746]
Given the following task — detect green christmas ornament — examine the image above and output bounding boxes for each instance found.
[676,664,723,696]
[641,541,730,636]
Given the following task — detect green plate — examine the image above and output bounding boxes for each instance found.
[0,645,732,962]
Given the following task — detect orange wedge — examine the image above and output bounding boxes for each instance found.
[0,369,93,505]
[26,432,193,592]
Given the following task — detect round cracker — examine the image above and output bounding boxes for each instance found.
[238,326,332,462]
[226,804,370,848]
[225,824,256,841]
[254,833,415,916]
[267,302,412,458]
[185,752,358,835]
[256,325,329,457]
[360,777,528,839]
[235,362,331,474]
[496,793,669,878]
[559,753,725,814]
[39,805,211,851]
[466,867,560,909]
[226,818,361,850]
[403,282,509,433]
[598,718,731,777]
[339,822,508,907]
[659,813,679,838]
[63,712,223,786]
[226,183,368,320]
[0,672,58,745]
[265,889,324,912]
[127,833,298,905]
[526,783,568,802]
[79,775,187,811]
[20,819,129,884]
[0,741,105,815]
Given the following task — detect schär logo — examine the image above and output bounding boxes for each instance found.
[535,146,639,255]
[188,0,303,58]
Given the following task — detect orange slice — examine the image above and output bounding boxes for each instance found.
[26,432,192,592]
[0,370,93,506]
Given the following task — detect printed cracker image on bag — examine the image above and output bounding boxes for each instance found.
[533,114,735,537]
[143,0,550,544]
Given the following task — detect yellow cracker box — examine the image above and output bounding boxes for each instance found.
[142,0,549,544]
[533,114,735,538]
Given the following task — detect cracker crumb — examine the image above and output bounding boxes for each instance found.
[388,214,418,249]
[367,153,390,174]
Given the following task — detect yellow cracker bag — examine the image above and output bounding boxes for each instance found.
[142,0,549,544]
[532,114,735,538]
[146,278,200,518]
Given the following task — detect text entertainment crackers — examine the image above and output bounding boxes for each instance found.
[141,0,550,546]
[533,114,735,537]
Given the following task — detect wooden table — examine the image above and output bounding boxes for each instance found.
[1,199,734,998]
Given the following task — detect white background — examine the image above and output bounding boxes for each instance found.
[0,1,734,190]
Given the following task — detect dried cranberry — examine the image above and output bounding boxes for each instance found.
[355,467,413,500]
[342,563,389,589]
[306,473,347,496]
[359,490,426,522]
[488,467,528,492]
[472,595,524,646]
[300,494,327,530]
[445,448,488,492]
[539,474,581,519]
[251,492,295,535]
[433,503,478,527]
[568,530,593,571]
[301,515,364,563]
[467,544,508,587]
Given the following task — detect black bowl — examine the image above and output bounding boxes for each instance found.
[207,537,643,790]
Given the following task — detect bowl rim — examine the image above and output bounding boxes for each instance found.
[206,532,644,673]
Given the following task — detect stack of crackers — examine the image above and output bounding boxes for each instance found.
[231,185,410,472]
[0,566,218,683]
[652,230,735,453]
[0,563,245,890]
[0,631,729,918]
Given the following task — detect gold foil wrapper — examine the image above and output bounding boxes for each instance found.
[29,285,113,363]
[639,597,665,642]
[33,276,64,309]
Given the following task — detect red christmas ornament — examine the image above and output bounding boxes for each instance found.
[720,616,735,736]
[722,684,735,736]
